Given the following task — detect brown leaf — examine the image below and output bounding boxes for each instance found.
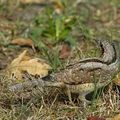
[59,43,71,59]
[20,0,45,4]
[7,50,51,82]
[19,58,52,77]
[8,50,29,81]
[111,114,120,120]
[20,0,64,14]
[87,116,105,120]
[107,114,120,120]
[11,38,35,52]
[9,50,28,67]
[51,0,64,14]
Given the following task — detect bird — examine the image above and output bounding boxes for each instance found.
[9,40,120,104]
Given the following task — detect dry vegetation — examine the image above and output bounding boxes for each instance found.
[0,0,120,119]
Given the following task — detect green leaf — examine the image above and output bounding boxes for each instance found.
[65,36,77,47]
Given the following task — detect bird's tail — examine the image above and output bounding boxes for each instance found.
[9,78,63,92]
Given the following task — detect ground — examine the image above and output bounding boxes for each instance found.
[0,0,120,119]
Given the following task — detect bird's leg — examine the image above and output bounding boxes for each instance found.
[78,92,91,104]
[66,88,75,106]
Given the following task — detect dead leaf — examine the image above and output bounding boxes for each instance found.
[9,50,28,67]
[87,116,105,120]
[20,0,45,4]
[113,114,120,120]
[59,43,71,59]
[51,0,64,14]
[11,38,36,52]
[7,50,52,82]
[20,0,64,14]
[19,58,52,77]
[8,50,30,81]
[107,114,120,120]
[112,114,120,120]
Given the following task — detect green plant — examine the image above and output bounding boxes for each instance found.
[29,3,78,43]
[28,6,78,70]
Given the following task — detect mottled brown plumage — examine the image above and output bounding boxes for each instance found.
[9,40,120,103]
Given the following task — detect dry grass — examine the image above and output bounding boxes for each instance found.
[0,74,120,119]
[0,0,120,119]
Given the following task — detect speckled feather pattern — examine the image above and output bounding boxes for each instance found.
[52,67,112,85]
[9,40,120,94]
